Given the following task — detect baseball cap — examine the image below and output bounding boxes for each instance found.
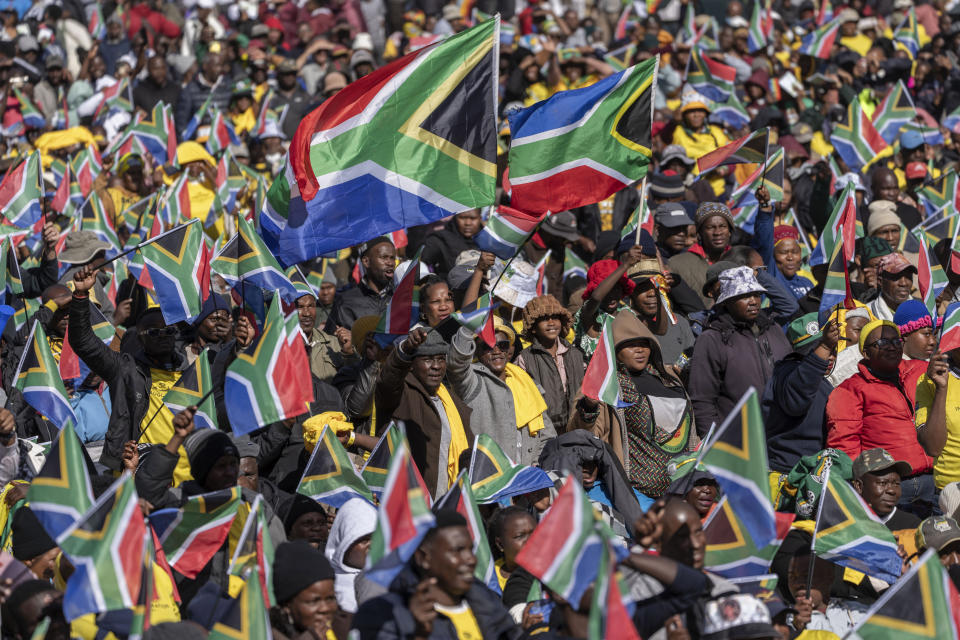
[45,54,64,70]
[900,129,925,150]
[791,122,813,144]
[277,58,298,74]
[661,144,694,167]
[906,161,928,180]
[916,516,960,553]
[877,252,916,277]
[852,448,912,479]
[654,202,694,228]
[786,313,822,349]
[838,7,859,23]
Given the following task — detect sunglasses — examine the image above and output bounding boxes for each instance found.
[866,337,903,350]
[480,340,511,352]
[142,326,176,338]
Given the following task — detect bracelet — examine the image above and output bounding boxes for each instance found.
[73,291,89,299]
[346,431,356,447]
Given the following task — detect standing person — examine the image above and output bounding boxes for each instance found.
[688,266,792,437]
[325,498,377,614]
[489,507,537,591]
[851,448,921,554]
[916,329,960,496]
[375,328,472,496]
[653,203,695,259]
[771,225,815,300]
[668,203,735,307]
[625,256,695,366]
[572,248,640,360]
[421,210,483,278]
[331,237,396,330]
[295,289,357,383]
[447,317,555,467]
[670,90,730,198]
[569,311,696,500]
[174,51,232,133]
[517,294,585,431]
[272,59,312,140]
[827,319,935,517]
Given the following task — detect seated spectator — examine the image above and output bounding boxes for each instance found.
[851,448,921,555]
[868,252,917,322]
[325,497,377,614]
[669,203,735,307]
[894,299,938,361]
[272,540,350,638]
[826,319,934,517]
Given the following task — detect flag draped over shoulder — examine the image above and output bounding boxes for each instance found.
[468,433,553,503]
[266,19,499,265]
[508,57,658,214]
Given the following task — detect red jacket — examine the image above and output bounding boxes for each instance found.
[826,359,931,474]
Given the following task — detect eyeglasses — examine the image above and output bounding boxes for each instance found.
[142,326,176,338]
[866,337,903,350]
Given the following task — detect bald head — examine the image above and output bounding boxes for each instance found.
[41,284,71,305]
[871,168,899,203]
[659,498,706,569]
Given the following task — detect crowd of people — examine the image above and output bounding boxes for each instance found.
[0,0,957,638]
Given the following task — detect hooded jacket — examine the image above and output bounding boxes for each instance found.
[567,312,696,492]
[687,308,792,437]
[421,218,480,278]
[325,498,378,613]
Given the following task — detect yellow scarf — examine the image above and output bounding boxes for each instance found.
[436,384,468,488]
[503,363,547,436]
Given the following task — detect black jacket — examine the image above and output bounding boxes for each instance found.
[331,279,393,330]
[68,294,185,470]
[133,76,181,114]
[421,219,478,278]
[174,75,233,134]
[761,351,834,473]
[353,564,522,640]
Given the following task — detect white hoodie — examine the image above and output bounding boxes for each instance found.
[324,498,377,613]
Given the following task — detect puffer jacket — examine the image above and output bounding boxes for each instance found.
[826,359,931,474]
[352,563,522,640]
[687,309,793,437]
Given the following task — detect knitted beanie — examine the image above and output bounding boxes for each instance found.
[11,508,57,562]
[183,429,239,488]
[695,202,734,231]
[893,298,934,336]
[272,540,335,605]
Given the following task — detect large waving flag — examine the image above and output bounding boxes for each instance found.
[468,433,554,503]
[360,421,404,496]
[474,206,546,259]
[211,214,299,303]
[57,473,146,621]
[696,128,769,175]
[435,471,499,593]
[797,18,841,58]
[581,315,627,407]
[267,20,498,265]
[163,353,218,430]
[227,494,276,608]
[813,467,902,584]
[0,151,42,228]
[365,441,437,587]
[830,100,889,171]
[153,487,242,578]
[686,46,736,102]
[508,57,657,214]
[848,548,960,640]
[871,80,916,145]
[296,424,375,507]
[704,495,794,578]
[699,387,777,548]
[14,321,78,430]
[25,421,94,540]
[139,219,209,325]
[225,296,313,435]
[374,247,422,345]
[515,477,631,617]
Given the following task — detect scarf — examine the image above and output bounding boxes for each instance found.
[503,363,547,436]
[436,384,469,488]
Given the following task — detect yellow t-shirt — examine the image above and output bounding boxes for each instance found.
[671,125,729,196]
[142,368,192,486]
[435,601,483,640]
[186,181,224,240]
[840,33,873,56]
[107,186,143,229]
[914,372,960,489]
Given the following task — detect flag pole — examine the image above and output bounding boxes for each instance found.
[806,464,831,597]
[760,128,770,193]
[635,175,648,245]
[137,387,215,443]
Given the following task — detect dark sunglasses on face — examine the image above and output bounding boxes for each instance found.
[481,340,511,352]
[143,326,176,338]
